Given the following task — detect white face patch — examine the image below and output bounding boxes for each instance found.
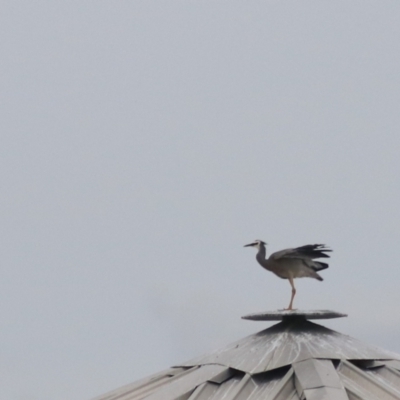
[253,240,263,250]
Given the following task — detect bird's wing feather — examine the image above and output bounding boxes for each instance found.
[269,248,296,260]
[270,244,331,260]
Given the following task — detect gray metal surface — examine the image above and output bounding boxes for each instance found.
[293,359,348,399]
[93,318,400,400]
[242,309,347,321]
[93,359,400,400]
[181,319,400,373]
[337,360,400,399]
[143,364,230,400]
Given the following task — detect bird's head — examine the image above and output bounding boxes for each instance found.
[244,240,266,250]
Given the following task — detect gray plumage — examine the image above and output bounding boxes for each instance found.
[244,240,331,310]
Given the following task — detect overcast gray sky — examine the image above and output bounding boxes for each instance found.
[1,1,400,399]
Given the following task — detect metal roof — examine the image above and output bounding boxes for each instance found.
[180,318,399,373]
[93,312,400,400]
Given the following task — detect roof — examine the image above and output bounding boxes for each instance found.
[180,318,399,373]
[93,312,400,400]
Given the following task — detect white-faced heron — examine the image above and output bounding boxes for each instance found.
[244,240,331,310]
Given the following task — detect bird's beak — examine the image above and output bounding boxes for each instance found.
[244,243,256,247]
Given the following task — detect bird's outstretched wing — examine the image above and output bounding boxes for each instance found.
[270,244,331,261]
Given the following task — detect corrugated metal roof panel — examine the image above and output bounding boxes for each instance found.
[92,316,400,400]
[361,366,400,397]
[387,361,400,371]
[248,368,294,399]
[206,374,245,400]
[293,359,349,399]
[262,367,299,400]
[293,359,344,390]
[303,387,350,400]
[338,360,400,400]
[180,320,400,373]
[221,374,256,400]
[187,382,219,399]
[92,367,195,400]
[143,365,229,400]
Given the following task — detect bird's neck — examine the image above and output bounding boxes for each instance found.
[256,245,266,264]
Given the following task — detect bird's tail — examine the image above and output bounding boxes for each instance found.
[312,261,329,272]
[315,273,323,281]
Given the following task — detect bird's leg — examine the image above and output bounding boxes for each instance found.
[286,276,296,310]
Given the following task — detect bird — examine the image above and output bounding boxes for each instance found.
[244,240,331,310]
